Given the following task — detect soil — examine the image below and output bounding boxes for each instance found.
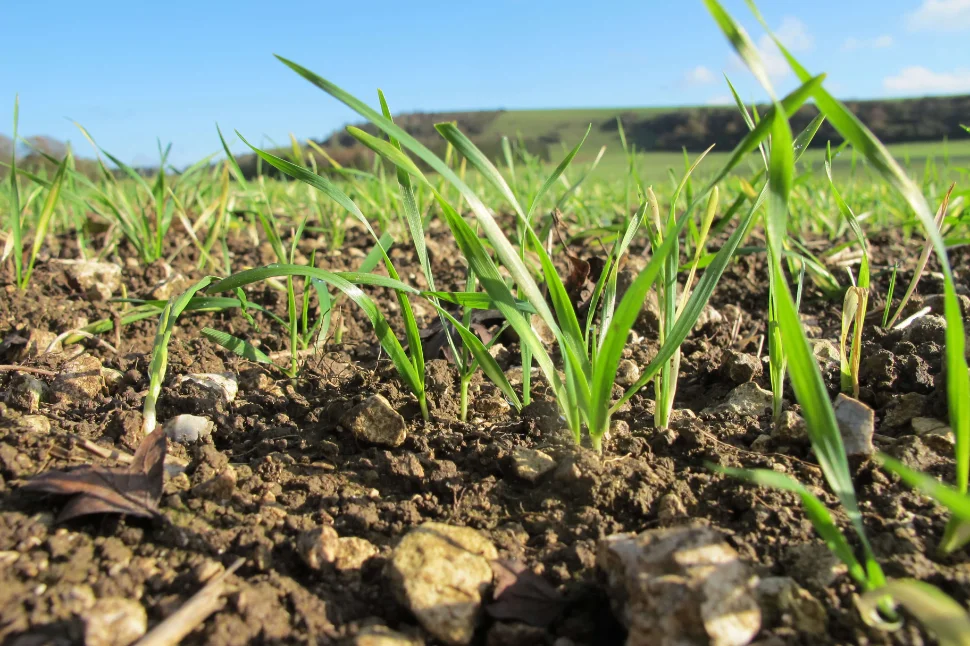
[1,219,968,645]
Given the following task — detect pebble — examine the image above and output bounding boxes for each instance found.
[387,522,498,645]
[178,372,239,403]
[911,417,954,450]
[353,625,424,646]
[342,395,407,447]
[510,447,557,483]
[50,259,122,301]
[771,410,807,443]
[833,394,874,457]
[722,350,763,384]
[163,414,214,444]
[703,382,773,417]
[296,525,340,570]
[82,597,147,646]
[882,392,926,428]
[756,577,826,636]
[336,536,379,570]
[52,353,104,403]
[615,359,641,387]
[597,524,761,646]
[810,340,840,367]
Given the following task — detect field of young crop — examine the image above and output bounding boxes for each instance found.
[2,2,970,645]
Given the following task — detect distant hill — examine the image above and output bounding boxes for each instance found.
[235,93,970,178]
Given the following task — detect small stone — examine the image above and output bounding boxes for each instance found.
[905,314,947,346]
[771,410,807,443]
[756,576,826,635]
[336,536,379,570]
[163,414,214,444]
[150,271,192,301]
[750,434,772,453]
[616,359,640,388]
[82,597,147,646]
[5,374,48,412]
[101,368,124,391]
[704,382,773,417]
[657,492,687,522]
[52,353,104,402]
[833,394,874,457]
[510,447,557,483]
[387,522,498,645]
[353,626,424,646]
[694,305,723,331]
[342,395,407,447]
[50,259,122,301]
[722,350,763,384]
[882,392,927,428]
[13,328,61,360]
[18,414,51,434]
[810,340,840,367]
[178,373,238,403]
[911,417,954,450]
[297,525,340,570]
[597,525,761,646]
[488,343,511,368]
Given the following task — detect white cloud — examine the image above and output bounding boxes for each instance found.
[842,34,894,51]
[907,0,970,31]
[706,95,734,106]
[883,65,970,93]
[685,65,716,85]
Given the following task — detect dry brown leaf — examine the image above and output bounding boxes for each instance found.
[22,426,166,522]
[486,558,565,628]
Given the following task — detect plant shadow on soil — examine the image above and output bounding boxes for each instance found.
[1,221,968,645]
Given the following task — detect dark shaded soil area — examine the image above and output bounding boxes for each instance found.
[1,219,968,645]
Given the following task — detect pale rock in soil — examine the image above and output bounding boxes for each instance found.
[163,414,214,444]
[809,340,840,367]
[703,382,773,417]
[100,367,124,392]
[178,372,239,403]
[18,414,51,434]
[911,417,954,451]
[597,524,761,646]
[5,374,48,412]
[722,350,763,384]
[510,447,557,483]
[82,597,147,646]
[488,343,511,369]
[297,525,340,570]
[694,304,723,331]
[52,353,104,403]
[51,259,122,302]
[755,576,826,636]
[657,492,688,522]
[353,625,424,646]
[150,271,192,301]
[342,394,407,447]
[14,328,60,360]
[387,522,498,645]
[771,410,807,443]
[615,359,641,388]
[336,536,379,570]
[832,394,874,457]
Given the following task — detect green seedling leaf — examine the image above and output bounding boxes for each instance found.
[201,327,272,364]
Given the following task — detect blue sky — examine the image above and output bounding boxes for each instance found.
[3,0,968,167]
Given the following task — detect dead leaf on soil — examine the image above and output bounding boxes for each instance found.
[486,558,566,628]
[21,426,166,522]
[417,309,505,363]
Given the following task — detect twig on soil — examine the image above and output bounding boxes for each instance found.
[134,557,244,646]
[72,434,187,476]
[0,365,57,377]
